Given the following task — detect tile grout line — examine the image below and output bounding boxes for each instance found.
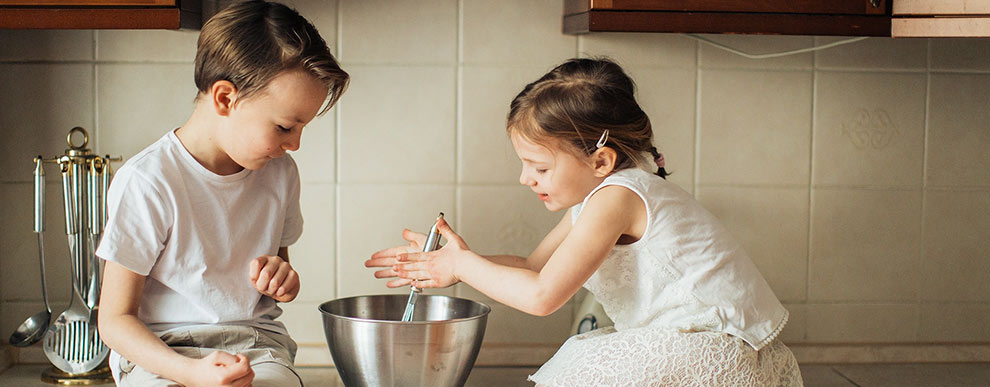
[453,0,463,299]
[334,0,343,300]
[806,49,817,328]
[830,366,863,387]
[693,39,701,196]
[916,37,933,340]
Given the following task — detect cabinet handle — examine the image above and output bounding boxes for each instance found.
[870,0,881,7]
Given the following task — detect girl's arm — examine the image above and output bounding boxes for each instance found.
[366,210,572,283]
[478,210,573,271]
[400,185,645,316]
[98,261,254,387]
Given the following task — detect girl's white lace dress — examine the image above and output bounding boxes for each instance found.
[529,168,803,386]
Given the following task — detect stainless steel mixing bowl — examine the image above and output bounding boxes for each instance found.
[319,294,491,387]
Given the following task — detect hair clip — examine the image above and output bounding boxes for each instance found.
[596,130,609,149]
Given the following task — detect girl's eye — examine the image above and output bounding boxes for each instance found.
[536,169,548,174]
[277,125,291,133]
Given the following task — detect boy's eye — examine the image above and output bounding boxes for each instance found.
[536,169,548,174]
[277,125,291,133]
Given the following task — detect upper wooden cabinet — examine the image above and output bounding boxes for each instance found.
[892,0,990,37]
[0,0,216,29]
[563,0,892,36]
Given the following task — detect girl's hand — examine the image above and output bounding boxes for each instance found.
[393,218,471,289]
[365,228,428,288]
[249,255,299,302]
[181,351,253,387]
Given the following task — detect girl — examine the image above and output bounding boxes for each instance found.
[365,58,803,386]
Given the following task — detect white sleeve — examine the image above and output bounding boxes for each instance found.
[95,167,172,276]
[279,156,303,247]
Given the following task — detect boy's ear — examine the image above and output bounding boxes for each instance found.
[591,147,618,177]
[210,80,238,117]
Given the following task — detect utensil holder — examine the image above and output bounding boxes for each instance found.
[32,127,120,380]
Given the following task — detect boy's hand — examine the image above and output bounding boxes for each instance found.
[249,255,299,302]
[183,351,253,387]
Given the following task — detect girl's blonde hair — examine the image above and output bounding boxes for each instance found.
[194,0,349,115]
[507,58,667,178]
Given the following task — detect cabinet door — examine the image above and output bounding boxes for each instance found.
[570,0,887,15]
[0,0,202,29]
[0,0,173,5]
[564,0,891,36]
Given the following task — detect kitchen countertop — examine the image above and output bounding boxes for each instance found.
[2,363,989,386]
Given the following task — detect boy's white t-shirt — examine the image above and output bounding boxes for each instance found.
[96,129,303,336]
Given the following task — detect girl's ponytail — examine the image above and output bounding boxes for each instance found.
[648,147,668,179]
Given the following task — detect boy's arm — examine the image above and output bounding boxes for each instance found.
[98,261,254,386]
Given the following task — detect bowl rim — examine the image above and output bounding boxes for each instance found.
[318,294,491,325]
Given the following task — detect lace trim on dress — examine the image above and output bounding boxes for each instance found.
[755,309,789,350]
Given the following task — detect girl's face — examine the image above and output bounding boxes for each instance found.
[511,132,606,212]
[220,69,329,171]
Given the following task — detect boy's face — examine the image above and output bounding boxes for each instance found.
[220,69,329,171]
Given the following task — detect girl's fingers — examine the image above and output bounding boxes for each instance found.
[373,268,398,278]
[370,246,411,259]
[397,252,428,262]
[386,278,412,288]
[365,256,399,268]
[436,218,468,249]
[401,228,427,245]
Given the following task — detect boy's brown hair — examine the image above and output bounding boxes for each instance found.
[194,0,348,115]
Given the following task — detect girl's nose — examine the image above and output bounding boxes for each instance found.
[519,170,535,186]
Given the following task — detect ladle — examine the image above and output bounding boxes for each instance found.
[8,158,53,347]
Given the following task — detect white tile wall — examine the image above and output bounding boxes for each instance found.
[699,69,813,186]
[813,71,926,187]
[337,65,456,184]
[1,0,989,365]
[0,30,93,62]
[814,37,927,70]
[806,304,918,342]
[697,186,809,302]
[808,188,922,302]
[0,64,95,183]
[698,34,814,69]
[926,73,990,187]
[96,30,198,62]
[340,0,456,64]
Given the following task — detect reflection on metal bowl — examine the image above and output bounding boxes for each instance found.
[319,294,490,387]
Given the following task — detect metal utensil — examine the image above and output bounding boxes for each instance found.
[8,158,53,347]
[42,150,108,374]
[401,212,444,322]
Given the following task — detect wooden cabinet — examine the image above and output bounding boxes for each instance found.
[0,0,210,29]
[892,0,990,37]
[564,0,892,36]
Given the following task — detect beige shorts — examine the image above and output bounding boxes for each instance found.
[117,325,302,387]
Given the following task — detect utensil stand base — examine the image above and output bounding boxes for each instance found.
[40,364,112,385]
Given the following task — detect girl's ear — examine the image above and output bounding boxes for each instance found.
[591,147,618,177]
[210,80,238,117]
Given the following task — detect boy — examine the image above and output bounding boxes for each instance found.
[96,1,348,386]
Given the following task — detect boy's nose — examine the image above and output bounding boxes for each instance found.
[282,133,301,152]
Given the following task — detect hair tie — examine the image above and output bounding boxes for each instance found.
[654,153,665,169]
